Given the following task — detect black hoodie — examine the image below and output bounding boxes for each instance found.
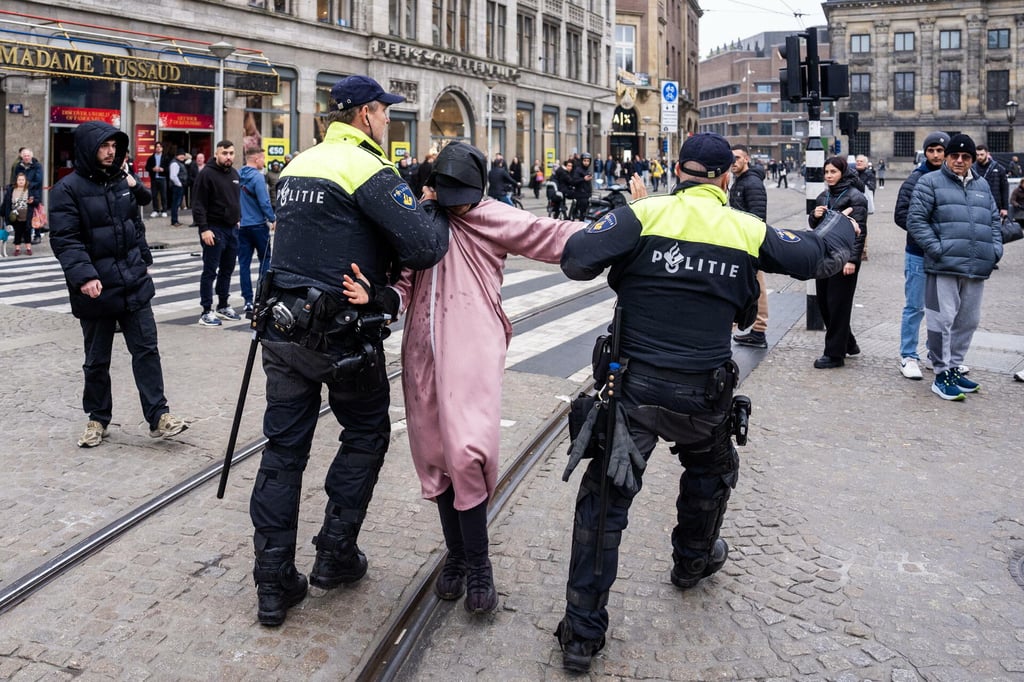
[49,121,155,319]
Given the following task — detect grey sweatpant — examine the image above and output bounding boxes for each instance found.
[924,274,985,375]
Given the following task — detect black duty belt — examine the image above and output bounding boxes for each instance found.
[627,359,714,385]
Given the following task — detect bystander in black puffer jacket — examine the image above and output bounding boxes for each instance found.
[728,162,767,221]
[50,121,155,319]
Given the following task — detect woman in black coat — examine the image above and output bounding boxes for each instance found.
[807,155,868,368]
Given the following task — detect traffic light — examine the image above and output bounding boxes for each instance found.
[779,36,805,103]
[820,63,850,100]
[834,138,841,155]
[838,111,859,136]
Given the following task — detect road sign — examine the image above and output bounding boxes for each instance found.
[662,81,678,103]
[660,80,679,129]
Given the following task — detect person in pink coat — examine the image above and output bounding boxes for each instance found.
[345,142,586,613]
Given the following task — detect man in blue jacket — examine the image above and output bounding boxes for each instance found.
[907,134,1002,401]
[238,145,276,318]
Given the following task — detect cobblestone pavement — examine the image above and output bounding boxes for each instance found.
[1,183,1023,680]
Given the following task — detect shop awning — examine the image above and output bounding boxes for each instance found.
[0,9,278,95]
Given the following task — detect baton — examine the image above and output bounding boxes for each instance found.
[594,305,623,576]
[216,270,274,499]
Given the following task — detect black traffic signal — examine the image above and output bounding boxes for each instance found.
[838,111,859,136]
[778,36,805,103]
[820,63,850,100]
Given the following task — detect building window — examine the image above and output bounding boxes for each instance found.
[389,0,417,38]
[849,73,870,111]
[893,131,915,158]
[273,0,289,11]
[486,2,507,60]
[586,36,600,85]
[567,30,582,81]
[517,14,534,68]
[614,24,635,73]
[939,30,960,49]
[432,0,470,50]
[542,21,560,76]
[757,101,772,113]
[780,120,793,136]
[893,72,915,110]
[987,29,1010,49]
[756,123,772,136]
[850,34,870,53]
[849,132,870,157]
[938,71,960,110]
[986,70,1009,111]
[317,0,353,26]
[894,32,914,52]
[986,130,1010,154]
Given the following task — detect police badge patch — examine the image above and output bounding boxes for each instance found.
[772,227,801,242]
[391,183,418,210]
[586,213,617,234]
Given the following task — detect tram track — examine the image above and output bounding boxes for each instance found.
[0,282,608,619]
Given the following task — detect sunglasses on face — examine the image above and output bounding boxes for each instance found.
[947,153,973,161]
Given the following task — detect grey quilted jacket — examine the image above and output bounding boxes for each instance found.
[906,163,1002,279]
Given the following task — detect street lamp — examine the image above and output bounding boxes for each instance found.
[209,41,236,144]
[742,68,754,148]
[1007,100,1019,152]
[483,78,498,165]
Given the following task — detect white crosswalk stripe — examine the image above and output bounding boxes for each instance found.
[0,248,610,377]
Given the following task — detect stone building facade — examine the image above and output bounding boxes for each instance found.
[824,0,1023,173]
[0,0,627,191]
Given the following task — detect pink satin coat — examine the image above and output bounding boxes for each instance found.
[393,198,585,510]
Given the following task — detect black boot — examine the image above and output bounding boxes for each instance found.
[671,538,729,589]
[253,546,308,627]
[460,499,497,614]
[434,486,466,600]
[310,512,367,589]
[555,617,605,673]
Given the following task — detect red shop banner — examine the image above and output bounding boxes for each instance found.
[134,124,157,184]
[159,111,213,130]
[50,106,121,126]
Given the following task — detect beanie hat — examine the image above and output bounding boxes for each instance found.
[944,134,976,159]
[922,131,949,150]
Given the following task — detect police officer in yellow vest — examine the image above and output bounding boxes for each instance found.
[555,133,859,672]
[248,75,449,627]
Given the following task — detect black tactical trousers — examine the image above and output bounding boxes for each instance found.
[250,336,389,552]
[563,370,738,641]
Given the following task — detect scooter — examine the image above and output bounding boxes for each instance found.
[584,183,630,221]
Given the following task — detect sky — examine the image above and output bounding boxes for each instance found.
[699,0,829,58]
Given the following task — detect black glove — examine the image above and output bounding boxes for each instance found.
[563,400,601,482]
[605,403,645,495]
[374,286,400,320]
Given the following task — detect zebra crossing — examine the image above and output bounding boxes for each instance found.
[0,248,616,378]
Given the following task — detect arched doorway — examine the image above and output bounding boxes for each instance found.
[429,90,472,153]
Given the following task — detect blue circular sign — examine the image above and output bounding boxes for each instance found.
[662,82,678,103]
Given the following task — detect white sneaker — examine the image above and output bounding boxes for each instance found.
[900,357,923,380]
[150,211,158,218]
[957,364,970,375]
[161,212,168,218]
[1015,369,1024,382]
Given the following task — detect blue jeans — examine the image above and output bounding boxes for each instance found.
[900,253,925,359]
[199,226,238,312]
[169,185,184,224]
[237,224,272,306]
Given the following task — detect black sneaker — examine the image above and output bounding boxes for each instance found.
[813,355,844,369]
[555,619,605,673]
[732,331,767,348]
[434,553,467,600]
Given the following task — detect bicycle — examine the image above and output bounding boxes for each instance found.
[505,190,524,211]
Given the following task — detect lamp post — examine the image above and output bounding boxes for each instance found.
[743,68,754,148]
[209,41,235,144]
[483,78,498,164]
[1008,100,1019,153]
[642,116,652,158]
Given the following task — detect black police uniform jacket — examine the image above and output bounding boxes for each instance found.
[270,121,449,299]
[561,181,856,371]
[50,121,155,319]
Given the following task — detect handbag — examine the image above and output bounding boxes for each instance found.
[31,204,48,232]
[1000,217,1023,244]
[7,210,17,223]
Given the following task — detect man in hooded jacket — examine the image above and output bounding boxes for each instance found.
[49,121,187,448]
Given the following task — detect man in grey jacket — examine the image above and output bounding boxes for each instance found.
[907,134,1002,401]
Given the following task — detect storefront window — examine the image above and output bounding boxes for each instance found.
[516,104,534,167]
[542,106,559,168]
[388,111,417,162]
[565,110,580,156]
[244,67,295,152]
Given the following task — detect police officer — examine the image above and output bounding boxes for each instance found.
[248,75,449,627]
[554,133,859,672]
